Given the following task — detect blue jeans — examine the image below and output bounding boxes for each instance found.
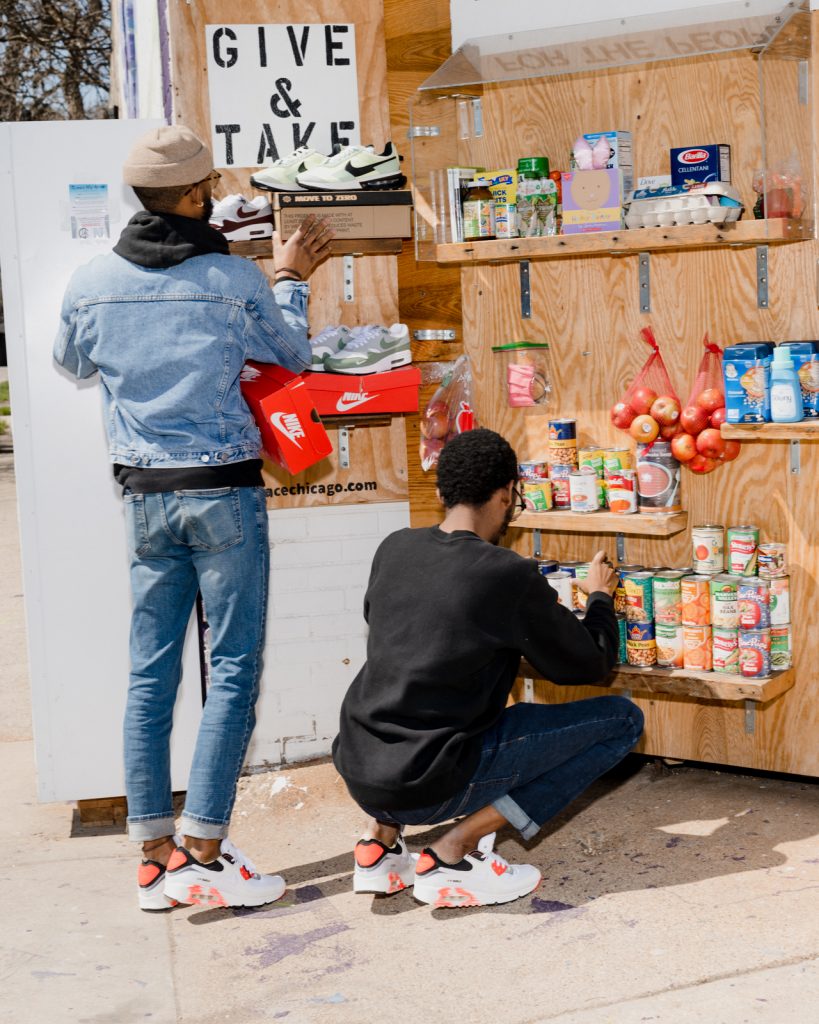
[358,697,644,840]
[122,486,269,842]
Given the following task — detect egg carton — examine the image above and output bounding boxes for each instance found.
[624,182,743,229]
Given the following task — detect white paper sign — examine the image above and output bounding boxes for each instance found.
[206,23,360,169]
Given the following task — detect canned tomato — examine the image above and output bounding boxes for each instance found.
[692,524,724,574]
[758,542,787,579]
[770,625,792,670]
[681,575,711,626]
[625,572,654,623]
[617,615,627,664]
[614,564,643,615]
[626,621,657,667]
[606,469,638,515]
[769,575,790,626]
[519,461,549,482]
[712,627,739,674]
[738,577,771,630]
[739,628,771,678]
[578,448,604,477]
[603,447,634,474]
[683,624,713,671]
[537,559,560,576]
[548,419,578,467]
[544,570,573,608]
[709,574,740,629]
[727,525,759,576]
[522,480,553,512]
[656,622,684,668]
[636,441,681,514]
[569,471,599,513]
[653,571,685,625]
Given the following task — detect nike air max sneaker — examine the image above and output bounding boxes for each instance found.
[295,143,405,191]
[250,146,328,192]
[138,858,178,911]
[323,323,411,375]
[353,834,418,894]
[309,325,353,372]
[210,194,274,241]
[163,839,286,908]
[412,833,541,908]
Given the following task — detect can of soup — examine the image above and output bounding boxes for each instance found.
[603,447,635,474]
[656,622,684,668]
[578,448,604,477]
[569,471,599,513]
[739,628,771,677]
[636,441,681,514]
[709,574,741,629]
[626,621,657,667]
[625,571,654,623]
[544,570,573,608]
[683,624,713,671]
[549,464,572,509]
[758,542,787,579]
[614,564,643,615]
[537,559,560,577]
[769,575,790,626]
[653,571,685,625]
[606,469,638,515]
[727,525,759,576]
[522,479,553,512]
[681,575,711,626]
[574,563,590,611]
[692,524,725,574]
[770,624,792,670]
[519,460,549,482]
[738,577,771,630]
[712,627,740,674]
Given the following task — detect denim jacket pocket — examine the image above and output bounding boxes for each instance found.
[175,488,244,552]
[122,492,151,557]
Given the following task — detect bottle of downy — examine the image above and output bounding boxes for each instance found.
[770,344,805,422]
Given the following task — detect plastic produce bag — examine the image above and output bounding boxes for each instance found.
[676,334,740,474]
[609,326,682,446]
[419,354,478,472]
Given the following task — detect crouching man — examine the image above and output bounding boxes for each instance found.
[332,428,644,909]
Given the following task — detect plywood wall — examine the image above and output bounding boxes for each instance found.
[167,0,406,506]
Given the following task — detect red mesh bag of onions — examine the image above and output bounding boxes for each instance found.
[419,355,479,472]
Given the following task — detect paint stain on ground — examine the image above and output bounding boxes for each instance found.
[245,923,351,969]
[531,898,575,913]
[31,971,77,980]
[310,994,347,1004]
[666,836,683,848]
[233,885,324,919]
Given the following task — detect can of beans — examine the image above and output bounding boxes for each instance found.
[626,621,657,667]
[569,471,599,513]
[636,441,681,514]
[692,524,725,574]
[574,563,590,611]
[519,460,549,482]
[770,624,792,670]
[537,559,560,577]
[603,447,635,474]
[739,628,771,677]
[606,469,638,515]
[727,525,759,576]
[549,464,572,509]
[656,622,684,668]
[683,624,713,671]
[681,574,711,626]
[758,542,787,579]
[769,575,790,626]
[548,419,578,467]
[578,448,604,477]
[738,577,771,630]
[559,561,583,577]
[614,564,644,615]
[522,479,553,512]
[544,570,573,608]
[709,574,741,629]
[617,615,627,664]
[653,571,684,625]
[625,571,655,623]
[712,627,740,674]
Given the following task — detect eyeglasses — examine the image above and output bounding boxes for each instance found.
[184,170,222,195]
[510,485,526,521]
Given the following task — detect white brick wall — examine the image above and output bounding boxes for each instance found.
[246,501,410,768]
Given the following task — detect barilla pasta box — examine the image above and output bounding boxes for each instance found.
[722,343,774,423]
[561,169,624,233]
[671,145,731,187]
[780,341,819,417]
[240,362,333,474]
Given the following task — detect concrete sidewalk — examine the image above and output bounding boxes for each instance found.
[1,426,818,1024]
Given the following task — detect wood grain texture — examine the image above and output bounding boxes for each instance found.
[721,423,819,439]
[511,511,687,535]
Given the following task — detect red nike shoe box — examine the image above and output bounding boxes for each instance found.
[240,362,333,474]
[302,366,421,417]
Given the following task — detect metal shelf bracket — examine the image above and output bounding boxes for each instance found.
[520,260,531,318]
[639,252,650,313]
[757,246,769,308]
[532,528,542,559]
[338,426,351,468]
[745,700,756,734]
[616,533,626,563]
[790,439,801,475]
[343,254,355,303]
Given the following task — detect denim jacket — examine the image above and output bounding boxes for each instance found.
[54,251,311,467]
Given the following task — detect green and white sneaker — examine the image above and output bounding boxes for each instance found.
[295,143,405,192]
[324,324,411,375]
[309,325,353,372]
[250,147,328,192]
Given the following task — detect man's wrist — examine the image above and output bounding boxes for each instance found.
[275,266,303,281]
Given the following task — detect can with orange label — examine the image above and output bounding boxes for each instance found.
[681,574,711,626]
[683,624,713,671]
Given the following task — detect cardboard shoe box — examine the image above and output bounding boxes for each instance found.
[303,366,421,417]
[274,191,413,251]
[240,362,333,474]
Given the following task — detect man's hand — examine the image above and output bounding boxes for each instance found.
[580,551,617,596]
[273,216,334,282]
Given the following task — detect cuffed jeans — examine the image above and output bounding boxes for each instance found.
[358,696,644,840]
[122,486,269,842]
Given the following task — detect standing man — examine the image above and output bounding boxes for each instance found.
[333,428,644,909]
[54,125,332,911]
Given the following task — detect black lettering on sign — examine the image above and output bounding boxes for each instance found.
[331,121,355,151]
[258,26,267,68]
[292,123,316,149]
[257,125,279,164]
[325,25,350,66]
[270,78,302,119]
[212,27,238,69]
[216,124,241,165]
[287,25,310,66]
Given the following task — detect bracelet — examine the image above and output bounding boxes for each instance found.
[275,266,303,280]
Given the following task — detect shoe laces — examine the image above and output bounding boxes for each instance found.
[221,838,260,878]
[326,144,369,166]
[475,832,515,875]
[343,325,383,350]
[272,146,314,167]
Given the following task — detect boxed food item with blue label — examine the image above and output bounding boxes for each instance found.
[780,341,819,417]
[671,145,731,187]
[723,343,774,423]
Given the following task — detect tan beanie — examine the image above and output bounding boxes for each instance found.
[123,125,214,187]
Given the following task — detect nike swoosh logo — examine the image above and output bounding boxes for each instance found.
[336,393,378,412]
[344,156,397,177]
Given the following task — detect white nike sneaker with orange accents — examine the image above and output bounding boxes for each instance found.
[138,857,178,911]
[412,833,541,908]
[163,838,286,908]
[353,835,418,894]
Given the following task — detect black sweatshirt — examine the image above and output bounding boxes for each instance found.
[332,526,618,810]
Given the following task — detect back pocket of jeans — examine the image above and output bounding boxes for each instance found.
[123,492,151,557]
[176,488,244,552]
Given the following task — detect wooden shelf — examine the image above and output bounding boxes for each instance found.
[520,661,795,704]
[435,219,810,264]
[511,510,687,536]
[721,421,819,440]
[229,238,404,260]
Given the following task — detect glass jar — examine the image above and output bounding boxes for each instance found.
[517,157,558,237]
[462,179,496,241]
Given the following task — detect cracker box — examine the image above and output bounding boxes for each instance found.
[671,145,732,187]
[560,169,624,233]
